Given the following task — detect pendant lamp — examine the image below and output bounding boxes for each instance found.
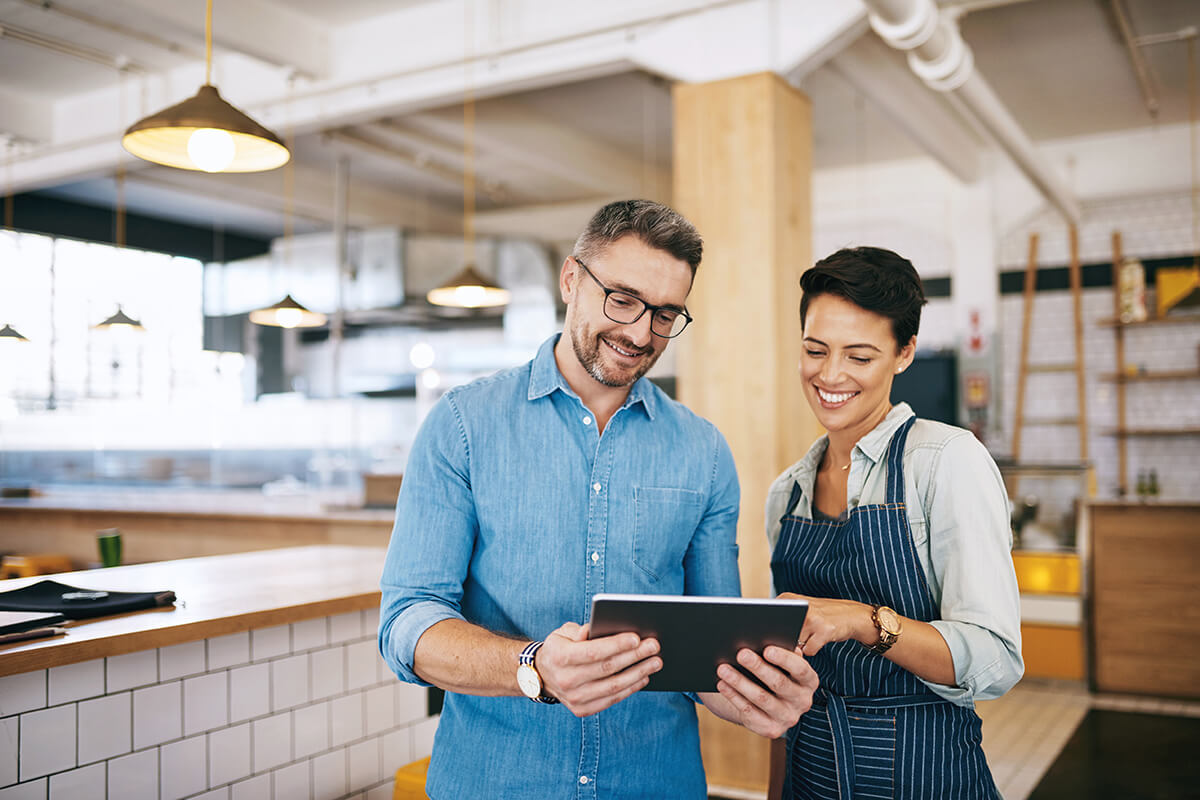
[121,0,289,173]
[426,16,509,310]
[94,305,144,331]
[248,294,326,328]
[2,144,30,342]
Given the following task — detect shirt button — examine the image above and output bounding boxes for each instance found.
[590,552,599,563]
[582,415,592,425]
[579,776,589,785]
[592,483,602,493]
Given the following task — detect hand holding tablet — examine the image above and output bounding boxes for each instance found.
[587,593,809,692]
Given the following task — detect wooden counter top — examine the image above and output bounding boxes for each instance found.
[0,545,385,677]
[1085,498,1200,509]
[0,488,395,524]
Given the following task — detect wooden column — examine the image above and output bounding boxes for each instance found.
[673,72,822,795]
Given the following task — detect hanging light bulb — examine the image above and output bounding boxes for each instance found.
[249,294,326,328]
[122,0,289,173]
[186,128,237,173]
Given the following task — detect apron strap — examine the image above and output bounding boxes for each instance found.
[884,416,917,505]
[818,685,946,798]
[783,479,804,523]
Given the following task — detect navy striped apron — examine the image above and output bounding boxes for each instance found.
[770,417,998,799]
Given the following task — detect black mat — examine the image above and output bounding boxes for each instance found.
[1028,709,1200,800]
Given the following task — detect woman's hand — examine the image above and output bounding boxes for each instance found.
[780,592,875,656]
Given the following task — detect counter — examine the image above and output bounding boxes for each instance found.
[0,488,395,567]
[0,546,435,798]
[1089,499,1200,697]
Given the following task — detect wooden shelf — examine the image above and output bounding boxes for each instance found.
[1099,370,1200,382]
[1100,427,1200,436]
[1023,417,1081,426]
[1096,314,1200,328]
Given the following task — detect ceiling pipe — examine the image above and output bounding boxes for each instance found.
[862,0,1082,223]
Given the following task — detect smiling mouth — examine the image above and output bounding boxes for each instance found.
[816,387,859,405]
[602,337,645,360]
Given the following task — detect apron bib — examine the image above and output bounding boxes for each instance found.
[771,418,999,800]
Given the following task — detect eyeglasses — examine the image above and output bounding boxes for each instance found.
[573,258,693,338]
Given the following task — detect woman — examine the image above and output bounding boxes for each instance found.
[767,247,1022,799]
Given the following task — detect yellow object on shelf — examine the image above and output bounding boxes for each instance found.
[1012,551,1080,595]
[1156,266,1200,318]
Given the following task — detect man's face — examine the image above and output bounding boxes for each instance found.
[560,235,694,389]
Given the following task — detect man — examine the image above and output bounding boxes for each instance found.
[378,200,816,798]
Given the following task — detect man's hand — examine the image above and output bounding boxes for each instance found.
[701,645,817,739]
[536,622,662,717]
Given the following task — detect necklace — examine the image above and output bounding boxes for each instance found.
[840,462,850,471]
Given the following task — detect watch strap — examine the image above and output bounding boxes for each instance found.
[867,605,900,654]
[519,640,559,704]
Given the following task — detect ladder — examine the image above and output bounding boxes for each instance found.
[1010,227,1090,494]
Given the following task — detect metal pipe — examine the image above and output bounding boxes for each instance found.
[862,0,1081,222]
[1110,0,1159,119]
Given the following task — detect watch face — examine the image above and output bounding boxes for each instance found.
[877,606,901,635]
[516,664,541,699]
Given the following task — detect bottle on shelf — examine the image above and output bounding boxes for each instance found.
[1147,468,1160,499]
[1135,470,1148,500]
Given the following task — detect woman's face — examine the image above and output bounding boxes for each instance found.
[800,293,915,441]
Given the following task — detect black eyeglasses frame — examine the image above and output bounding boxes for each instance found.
[572,257,694,339]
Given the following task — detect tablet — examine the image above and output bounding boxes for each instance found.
[587,593,808,692]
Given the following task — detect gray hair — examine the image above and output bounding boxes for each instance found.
[572,200,703,274]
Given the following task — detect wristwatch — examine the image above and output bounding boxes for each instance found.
[867,605,903,654]
[516,641,558,704]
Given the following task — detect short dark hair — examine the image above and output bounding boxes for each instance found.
[572,200,703,274]
[799,246,927,347]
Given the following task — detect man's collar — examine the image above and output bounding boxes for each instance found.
[526,332,657,419]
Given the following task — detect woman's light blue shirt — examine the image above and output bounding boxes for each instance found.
[379,334,741,799]
[765,403,1024,706]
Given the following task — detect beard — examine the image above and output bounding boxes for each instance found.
[569,318,661,388]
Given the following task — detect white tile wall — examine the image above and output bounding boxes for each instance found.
[207,632,251,671]
[49,761,104,800]
[229,663,270,724]
[0,779,46,800]
[78,692,132,764]
[251,626,291,662]
[133,680,182,749]
[161,640,207,681]
[208,722,252,788]
[106,649,157,692]
[230,774,270,800]
[161,735,208,800]
[292,618,329,652]
[48,659,104,705]
[184,672,229,735]
[19,704,75,780]
[252,713,293,773]
[0,718,17,788]
[271,761,310,800]
[271,654,310,711]
[108,748,158,800]
[2,609,430,800]
[312,748,347,800]
[0,672,45,717]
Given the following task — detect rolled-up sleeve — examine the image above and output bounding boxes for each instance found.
[377,394,476,686]
[922,433,1024,705]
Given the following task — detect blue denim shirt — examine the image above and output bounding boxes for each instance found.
[379,334,741,800]
[765,403,1023,706]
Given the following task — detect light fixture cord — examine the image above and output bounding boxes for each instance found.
[462,1,475,270]
[205,0,214,86]
[3,141,12,230]
[1189,35,1198,267]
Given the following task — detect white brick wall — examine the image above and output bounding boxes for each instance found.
[0,608,436,800]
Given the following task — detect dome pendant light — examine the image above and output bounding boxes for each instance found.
[248,294,326,329]
[426,10,509,311]
[0,323,29,342]
[122,0,289,173]
[94,305,145,331]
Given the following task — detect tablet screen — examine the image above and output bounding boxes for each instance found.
[587,593,808,692]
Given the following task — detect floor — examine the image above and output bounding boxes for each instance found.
[710,678,1200,800]
[977,678,1200,800]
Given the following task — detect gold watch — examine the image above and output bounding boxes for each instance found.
[867,605,902,654]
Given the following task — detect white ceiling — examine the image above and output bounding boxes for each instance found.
[0,0,1197,242]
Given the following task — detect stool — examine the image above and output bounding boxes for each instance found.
[393,756,430,800]
[1,554,74,579]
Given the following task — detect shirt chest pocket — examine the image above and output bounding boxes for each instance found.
[633,487,703,583]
